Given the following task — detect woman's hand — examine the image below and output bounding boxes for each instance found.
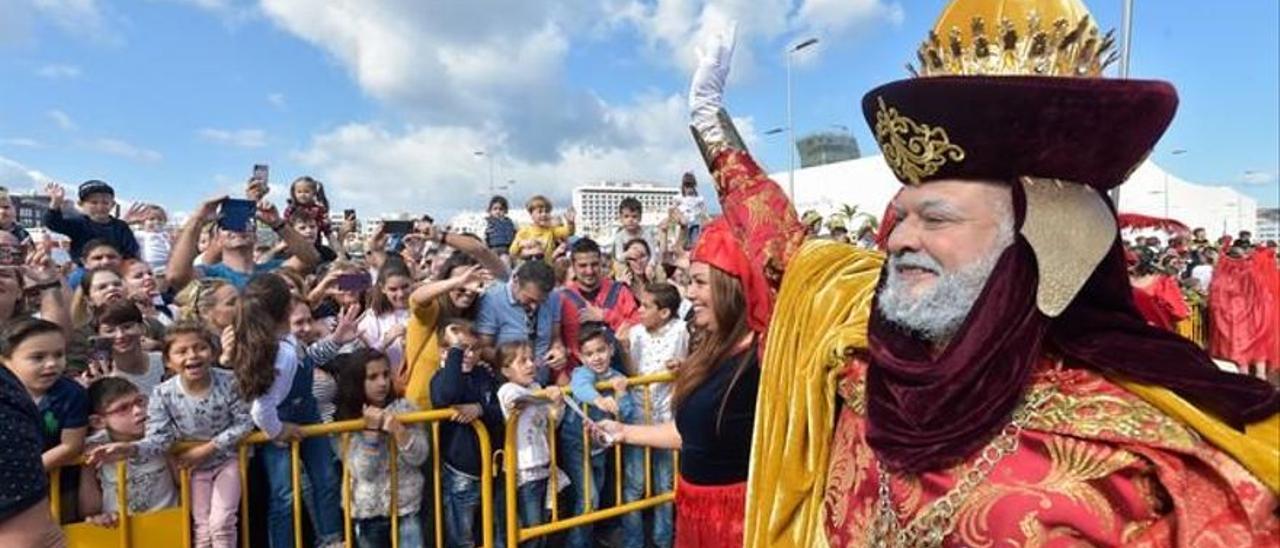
[595,419,626,445]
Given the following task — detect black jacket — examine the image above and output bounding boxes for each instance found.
[430,347,504,477]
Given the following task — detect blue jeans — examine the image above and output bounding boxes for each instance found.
[558,410,608,548]
[617,445,648,548]
[443,465,481,548]
[512,479,548,548]
[355,512,424,548]
[260,437,343,548]
[650,449,675,548]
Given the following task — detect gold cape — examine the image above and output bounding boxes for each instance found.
[742,241,1280,548]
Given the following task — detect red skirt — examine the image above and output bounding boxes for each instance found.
[674,477,747,548]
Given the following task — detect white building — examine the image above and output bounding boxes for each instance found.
[1258,208,1280,242]
[770,157,1259,238]
[571,181,680,241]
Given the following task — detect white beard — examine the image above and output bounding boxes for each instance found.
[877,215,1017,345]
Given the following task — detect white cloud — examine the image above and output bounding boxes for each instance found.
[0,155,55,191]
[198,128,268,148]
[31,0,120,44]
[1241,170,1276,185]
[84,138,163,163]
[610,0,904,73]
[36,63,82,79]
[47,109,76,130]
[267,92,287,108]
[0,138,42,148]
[260,0,607,161]
[256,0,878,218]
[290,94,720,218]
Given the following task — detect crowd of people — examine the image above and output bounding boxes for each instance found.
[0,170,726,548]
[2,0,1278,547]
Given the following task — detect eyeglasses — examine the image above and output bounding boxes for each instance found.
[102,395,148,416]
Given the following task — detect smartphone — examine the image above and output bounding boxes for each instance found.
[252,164,269,184]
[382,220,414,235]
[335,272,372,293]
[218,198,257,232]
[90,336,114,366]
[343,209,357,221]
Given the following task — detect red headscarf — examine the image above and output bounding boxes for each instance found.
[690,218,773,334]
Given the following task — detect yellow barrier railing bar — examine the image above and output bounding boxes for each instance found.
[501,371,677,545]
[238,444,250,548]
[431,423,443,548]
[289,440,302,548]
[228,408,492,548]
[49,468,59,522]
[179,464,191,547]
[341,433,353,548]
[115,460,129,547]
[547,412,559,522]
[389,434,400,548]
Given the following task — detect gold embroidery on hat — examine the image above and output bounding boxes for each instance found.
[874,97,966,184]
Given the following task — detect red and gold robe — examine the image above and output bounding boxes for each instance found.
[824,358,1278,546]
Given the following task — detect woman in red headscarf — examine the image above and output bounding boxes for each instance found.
[597,213,799,547]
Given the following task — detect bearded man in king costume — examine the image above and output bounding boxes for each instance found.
[678,0,1280,545]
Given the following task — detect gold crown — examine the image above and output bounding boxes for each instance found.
[909,0,1117,78]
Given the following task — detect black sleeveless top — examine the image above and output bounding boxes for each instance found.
[674,349,759,485]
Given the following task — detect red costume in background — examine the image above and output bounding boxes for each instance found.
[1132,275,1190,332]
[1210,248,1280,371]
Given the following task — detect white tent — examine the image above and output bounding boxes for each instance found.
[770,157,1257,236]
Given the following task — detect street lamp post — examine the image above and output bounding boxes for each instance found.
[473,150,495,196]
[786,37,819,200]
[1112,0,1135,207]
[1162,149,1187,218]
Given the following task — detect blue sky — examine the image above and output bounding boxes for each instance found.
[0,0,1275,220]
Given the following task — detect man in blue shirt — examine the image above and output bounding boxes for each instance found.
[474,260,567,381]
[167,195,321,291]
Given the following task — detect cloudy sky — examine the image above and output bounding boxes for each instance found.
[0,0,1276,219]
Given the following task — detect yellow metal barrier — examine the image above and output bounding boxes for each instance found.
[53,371,679,548]
[502,371,678,547]
[1175,302,1208,348]
[54,408,494,548]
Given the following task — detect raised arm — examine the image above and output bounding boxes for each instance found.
[168,196,224,292]
[688,23,806,288]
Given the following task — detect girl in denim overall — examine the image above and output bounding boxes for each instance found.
[231,274,343,548]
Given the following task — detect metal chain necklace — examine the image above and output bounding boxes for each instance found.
[867,389,1053,548]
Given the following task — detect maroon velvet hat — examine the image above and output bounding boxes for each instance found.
[861,75,1177,190]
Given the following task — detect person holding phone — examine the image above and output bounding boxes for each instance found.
[167,196,322,292]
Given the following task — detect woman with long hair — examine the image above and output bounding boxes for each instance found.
[230,274,343,548]
[598,219,773,547]
[399,231,500,409]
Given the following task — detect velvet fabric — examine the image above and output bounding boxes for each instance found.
[866,184,1280,474]
[862,76,1178,190]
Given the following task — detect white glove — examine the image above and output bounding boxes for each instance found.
[688,22,738,142]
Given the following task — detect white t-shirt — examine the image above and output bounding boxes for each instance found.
[676,195,706,226]
[626,319,688,422]
[498,382,554,486]
[358,309,410,377]
[111,352,166,396]
[1191,264,1213,294]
